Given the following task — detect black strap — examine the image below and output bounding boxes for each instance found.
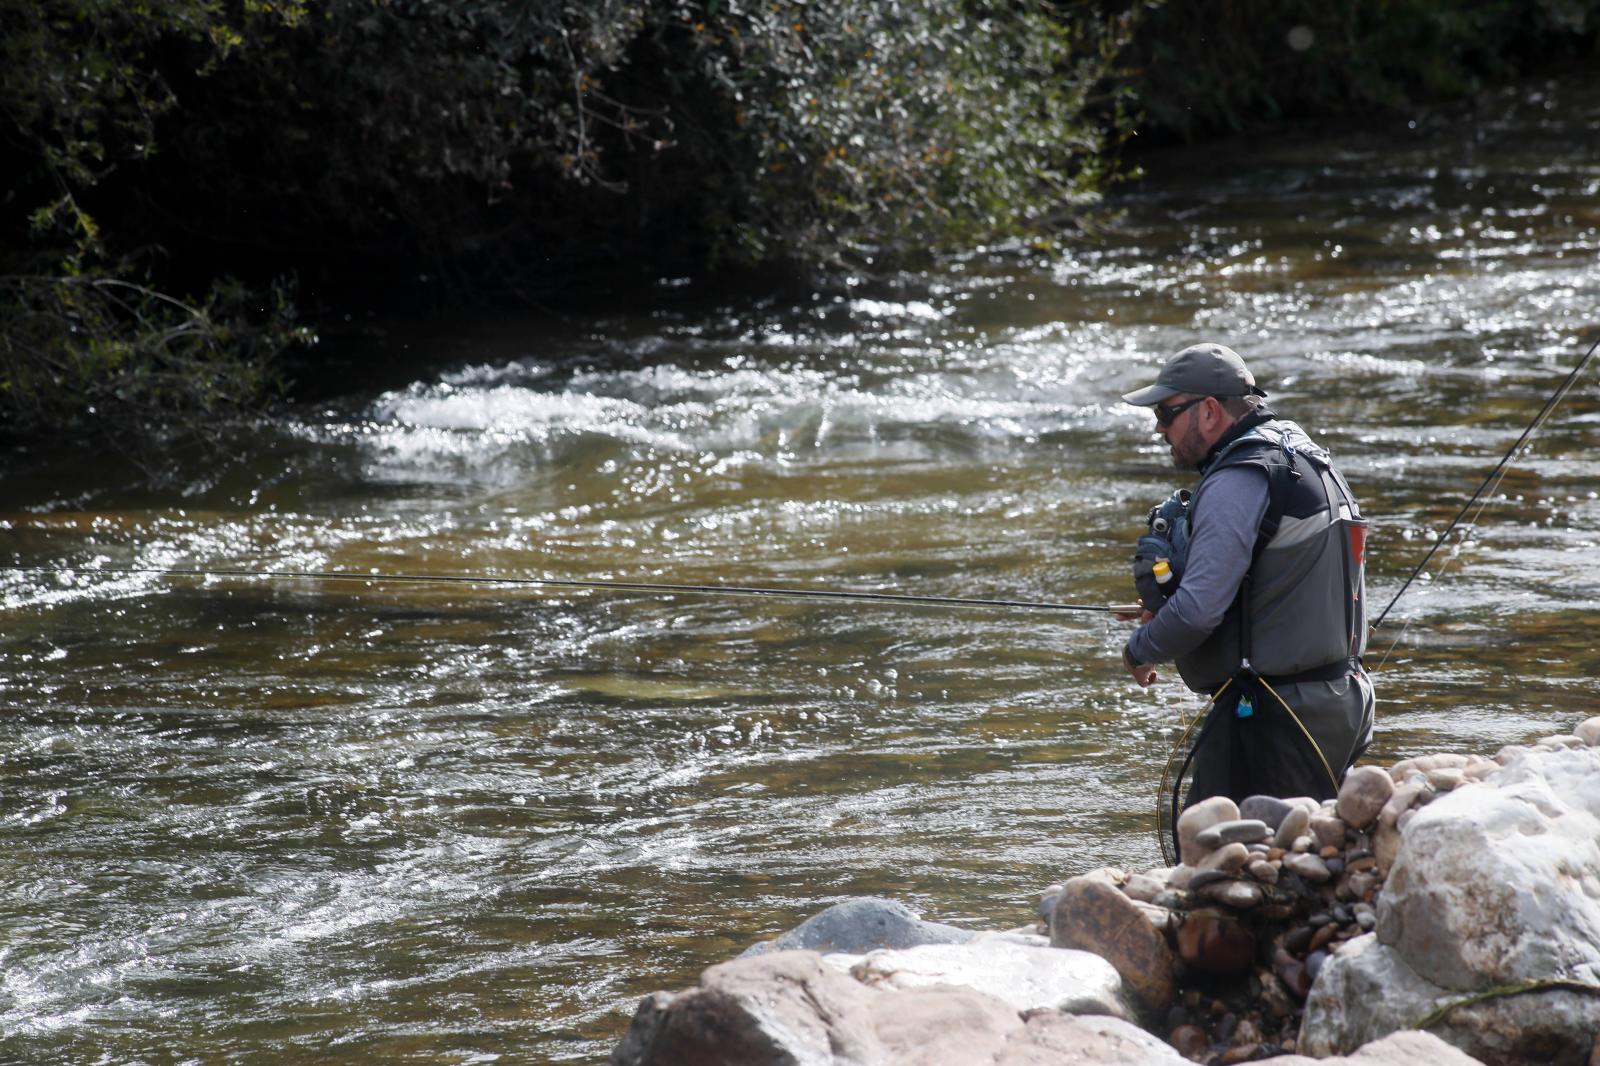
[1260,657,1358,686]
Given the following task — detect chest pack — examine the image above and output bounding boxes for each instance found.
[1133,489,1192,609]
[1130,422,1307,613]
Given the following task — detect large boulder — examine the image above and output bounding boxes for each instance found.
[609,949,1190,1066]
[741,898,975,958]
[1264,1028,1486,1065]
[840,934,1133,1019]
[1300,934,1600,1066]
[1301,745,1600,1064]
[1050,875,1175,1014]
[1376,746,1600,990]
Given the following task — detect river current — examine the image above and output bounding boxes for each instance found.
[2,77,1598,1063]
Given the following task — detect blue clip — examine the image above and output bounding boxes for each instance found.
[1236,695,1255,719]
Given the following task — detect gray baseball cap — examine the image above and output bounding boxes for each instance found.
[1121,343,1267,406]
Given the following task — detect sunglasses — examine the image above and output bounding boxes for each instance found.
[1153,396,1207,428]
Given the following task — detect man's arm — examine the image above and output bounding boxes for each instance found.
[1126,465,1270,669]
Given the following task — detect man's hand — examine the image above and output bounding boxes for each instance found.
[1110,600,1156,624]
[1122,644,1157,687]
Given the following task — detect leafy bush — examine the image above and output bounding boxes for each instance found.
[1120,0,1600,138]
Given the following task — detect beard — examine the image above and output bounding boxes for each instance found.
[1169,419,1207,471]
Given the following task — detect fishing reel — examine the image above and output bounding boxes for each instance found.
[1133,488,1191,611]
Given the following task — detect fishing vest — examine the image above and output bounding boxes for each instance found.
[1174,418,1369,693]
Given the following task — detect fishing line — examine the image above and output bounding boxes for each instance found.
[1372,329,1600,662]
[2,564,1120,615]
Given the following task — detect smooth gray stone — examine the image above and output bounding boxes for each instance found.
[1240,794,1294,830]
[740,897,975,958]
[1274,805,1312,850]
[1195,818,1271,849]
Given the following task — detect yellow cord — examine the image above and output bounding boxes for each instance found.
[1255,675,1341,794]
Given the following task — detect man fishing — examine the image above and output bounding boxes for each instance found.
[1118,342,1375,808]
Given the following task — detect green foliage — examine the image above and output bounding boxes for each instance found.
[0,273,308,447]
[1122,0,1600,138]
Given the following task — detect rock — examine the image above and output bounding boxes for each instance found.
[1377,746,1600,991]
[1179,796,1241,865]
[1198,842,1252,874]
[1304,747,1600,1064]
[1000,1011,1194,1064]
[1337,765,1395,829]
[1175,907,1256,975]
[1282,852,1332,883]
[1310,814,1347,850]
[1379,782,1429,828]
[1247,859,1280,884]
[848,937,1132,1019]
[1242,794,1295,830]
[741,897,975,957]
[1373,820,1402,875]
[1168,1022,1209,1059]
[1122,871,1168,903]
[1266,1028,1489,1064]
[1575,717,1600,747]
[1197,879,1264,909]
[1197,819,1272,848]
[1425,767,1465,791]
[1050,875,1175,1014]
[609,949,882,1065]
[1274,805,1312,850]
[1301,933,1599,1065]
[610,949,1195,1066]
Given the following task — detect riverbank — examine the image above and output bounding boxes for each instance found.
[610,717,1600,1064]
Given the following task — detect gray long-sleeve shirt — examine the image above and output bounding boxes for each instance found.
[1127,465,1269,665]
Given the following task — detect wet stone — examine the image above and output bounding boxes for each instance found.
[1309,815,1345,850]
[1196,819,1271,849]
[1197,879,1264,909]
[1283,852,1332,883]
[1272,806,1311,850]
[1198,842,1251,874]
[1178,796,1241,866]
[1240,795,1294,831]
[1336,764,1395,829]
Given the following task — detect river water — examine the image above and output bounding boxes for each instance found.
[3,77,1598,1064]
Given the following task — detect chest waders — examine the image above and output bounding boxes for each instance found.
[1155,432,1364,866]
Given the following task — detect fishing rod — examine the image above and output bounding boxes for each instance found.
[1374,328,1600,630]
[4,564,1123,615]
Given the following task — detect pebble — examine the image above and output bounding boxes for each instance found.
[1122,872,1167,902]
[1336,764,1394,828]
[1309,814,1345,850]
[1305,949,1328,979]
[1168,1024,1208,1059]
[1196,819,1271,849]
[1197,879,1264,909]
[1247,859,1279,884]
[1176,908,1256,975]
[1283,852,1332,883]
[1198,842,1251,874]
[1273,804,1310,849]
[1240,795,1294,830]
[1426,766,1465,791]
[1178,796,1241,866]
[1189,869,1234,890]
